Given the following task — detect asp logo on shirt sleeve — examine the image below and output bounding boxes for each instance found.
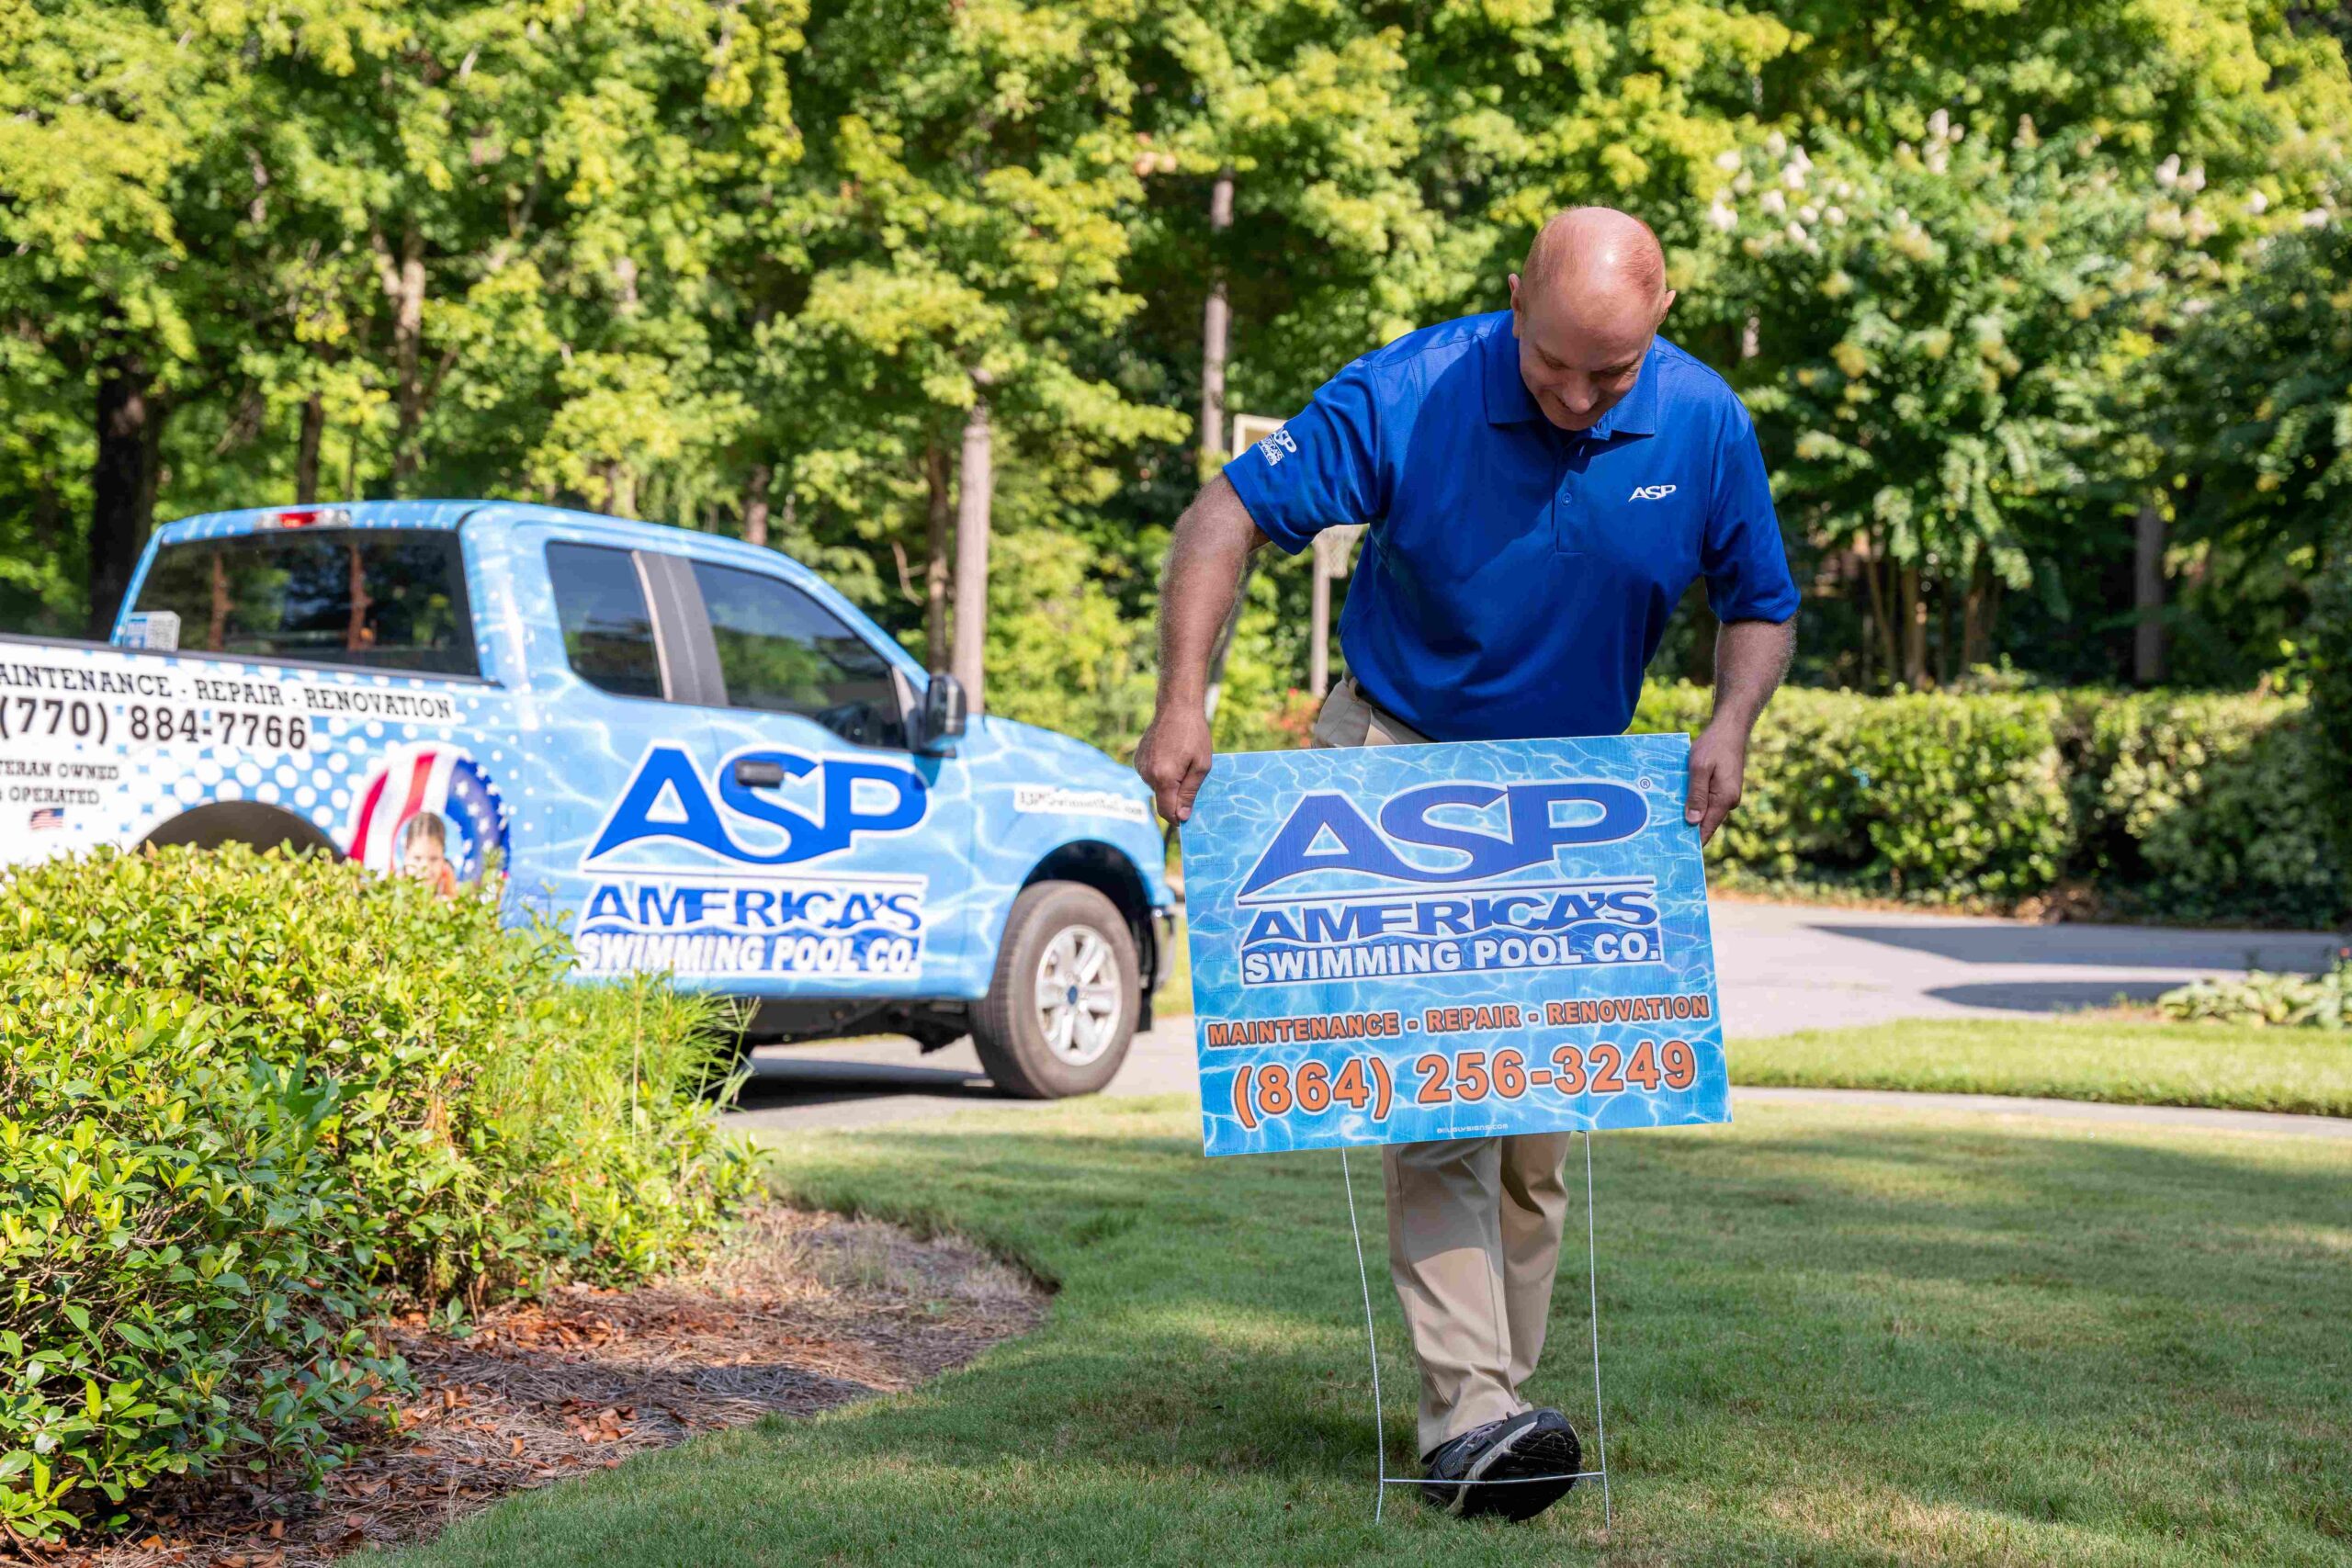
[1255,428,1298,466]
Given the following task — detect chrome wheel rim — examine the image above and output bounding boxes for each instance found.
[1035,925,1123,1066]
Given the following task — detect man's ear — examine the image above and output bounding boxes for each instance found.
[1508,272,1522,318]
[1657,288,1678,326]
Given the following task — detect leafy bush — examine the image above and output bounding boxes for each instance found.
[0,846,758,1539]
[2159,957,2352,1029]
[0,987,398,1540]
[1636,683,2346,925]
[2065,692,2349,926]
[1635,684,2073,902]
[2309,543,2352,866]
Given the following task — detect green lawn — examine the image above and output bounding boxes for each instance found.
[1735,1015,2352,1117]
[371,1099,2352,1566]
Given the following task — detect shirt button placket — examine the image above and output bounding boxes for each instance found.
[1554,435,1582,558]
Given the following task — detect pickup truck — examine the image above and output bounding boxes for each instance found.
[0,502,1175,1099]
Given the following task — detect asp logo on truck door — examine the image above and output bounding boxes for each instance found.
[585,742,927,867]
[574,743,935,982]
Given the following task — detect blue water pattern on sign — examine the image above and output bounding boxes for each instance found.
[1182,735,1725,1156]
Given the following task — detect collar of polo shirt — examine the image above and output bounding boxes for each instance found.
[1480,321,1661,440]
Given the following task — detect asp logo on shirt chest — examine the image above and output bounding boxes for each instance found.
[1544,451,1702,561]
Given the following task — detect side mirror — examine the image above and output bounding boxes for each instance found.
[918,671,968,753]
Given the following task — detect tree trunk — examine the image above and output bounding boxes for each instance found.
[1936,576,1954,686]
[208,551,231,651]
[950,391,992,710]
[1859,540,1898,691]
[924,440,952,671]
[29,475,62,560]
[742,461,774,547]
[296,391,325,503]
[1684,592,1719,685]
[90,354,159,637]
[2132,501,2166,685]
[1198,169,1256,716]
[1198,168,1235,473]
[1899,564,1928,688]
[1308,557,1331,698]
[344,538,372,654]
[1961,561,1992,669]
[376,228,427,489]
[601,462,637,519]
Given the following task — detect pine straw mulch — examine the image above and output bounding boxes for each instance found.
[12,1205,1045,1568]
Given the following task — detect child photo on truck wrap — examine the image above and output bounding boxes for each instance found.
[399,811,461,898]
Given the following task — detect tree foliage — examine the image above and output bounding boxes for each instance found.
[0,0,2347,751]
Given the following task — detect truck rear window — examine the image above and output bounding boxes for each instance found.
[134,529,479,677]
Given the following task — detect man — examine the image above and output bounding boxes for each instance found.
[1136,208,1798,1522]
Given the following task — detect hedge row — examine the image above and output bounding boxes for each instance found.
[0,847,759,1540]
[1635,684,2346,927]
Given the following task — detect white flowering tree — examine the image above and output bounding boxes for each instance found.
[2159,175,2350,654]
[2157,173,2352,826]
[1710,120,2222,688]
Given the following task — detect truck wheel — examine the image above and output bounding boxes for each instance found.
[971,881,1139,1100]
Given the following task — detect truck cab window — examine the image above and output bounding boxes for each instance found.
[690,561,906,749]
[546,543,665,700]
[134,529,478,676]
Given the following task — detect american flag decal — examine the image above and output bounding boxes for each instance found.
[343,743,508,881]
[28,807,63,830]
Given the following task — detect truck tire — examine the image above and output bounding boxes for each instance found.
[971,881,1139,1100]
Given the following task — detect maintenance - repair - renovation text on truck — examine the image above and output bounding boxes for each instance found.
[0,502,1174,1099]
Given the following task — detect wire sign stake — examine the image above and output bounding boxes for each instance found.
[1339,1135,1611,1533]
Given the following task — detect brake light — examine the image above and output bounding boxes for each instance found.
[268,506,351,528]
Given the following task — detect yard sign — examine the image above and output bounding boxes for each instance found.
[1182,735,1726,1156]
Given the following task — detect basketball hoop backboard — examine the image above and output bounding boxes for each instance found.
[1230,413,1284,460]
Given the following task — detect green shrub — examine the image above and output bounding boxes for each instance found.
[1848,694,2074,899]
[1636,684,2072,902]
[0,846,758,1539]
[0,985,398,1540]
[2065,692,2348,925]
[1637,682,2344,924]
[2303,529,2352,868]
[1636,683,1867,884]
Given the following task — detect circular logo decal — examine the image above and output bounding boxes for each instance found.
[344,743,510,889]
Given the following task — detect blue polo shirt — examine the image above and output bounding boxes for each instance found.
[1225,310,1798,742]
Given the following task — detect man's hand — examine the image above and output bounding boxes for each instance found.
[1683,723,1748,845]
[1136,705,1214,825]
[1685,615,1794,845]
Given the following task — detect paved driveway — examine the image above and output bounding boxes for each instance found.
[725,901,2338,1135]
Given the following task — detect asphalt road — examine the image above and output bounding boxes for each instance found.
[725,900,2343,1136]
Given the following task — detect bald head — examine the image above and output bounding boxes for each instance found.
[1508,207,1675,432]
[1520,207,1668,307]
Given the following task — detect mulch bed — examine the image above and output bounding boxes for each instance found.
[10,1207,1045,1568]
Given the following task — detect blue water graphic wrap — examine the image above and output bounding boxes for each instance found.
[2,502,1170,1006]
[1182,735,1726,1156]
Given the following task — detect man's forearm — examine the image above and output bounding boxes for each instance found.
[1709,616,1795,733]
[1154,475,1268,715]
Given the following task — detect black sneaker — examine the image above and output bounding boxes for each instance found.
[1419,1407,1582,1521]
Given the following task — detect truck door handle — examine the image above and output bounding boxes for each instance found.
[732,759,786,788]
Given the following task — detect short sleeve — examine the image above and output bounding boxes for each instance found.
[1702,407,1801,623]
[1221,362,1384,555]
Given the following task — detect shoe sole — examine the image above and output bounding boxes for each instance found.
[1461,1421,1581,1523]
[1419,1411,1546,1516]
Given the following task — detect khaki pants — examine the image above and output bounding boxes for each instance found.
[1312,678,1576,1459]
